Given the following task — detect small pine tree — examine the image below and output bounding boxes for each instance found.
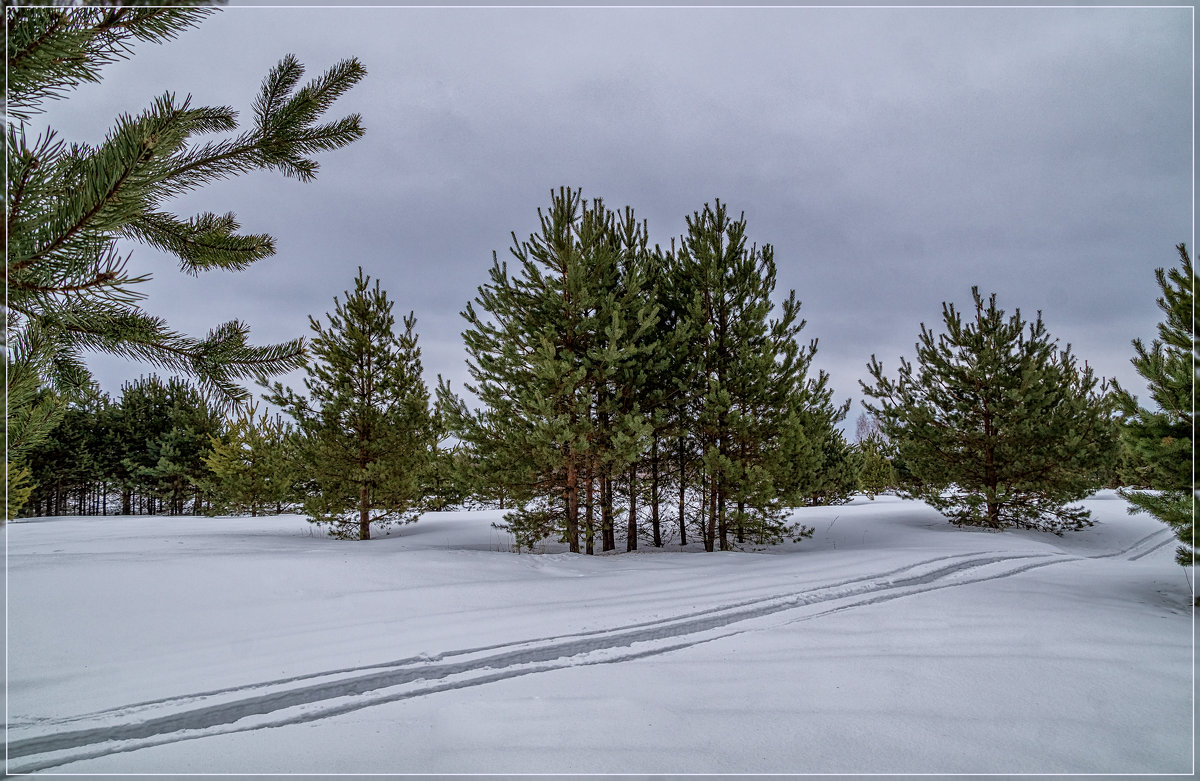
[266,269,433,540]
[856,432,896,499]
[863,288,1119,532]
[1115,244,1196,568]
[203,401,293,517]
[5,460,36,521]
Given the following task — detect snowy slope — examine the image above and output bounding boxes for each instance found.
[5,492,1194,775]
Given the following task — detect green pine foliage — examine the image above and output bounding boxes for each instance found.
[450,188,658,553]
[450,193,834,553]
[20,374,221,517]
[420,384,477,512]
[1115,244,1196,567]
[116,375,222,516]
[266,269,434,541]
[203,401,294,517]
[670,201,822,549]
[5,6,366,459]
[773,377,857,509]
[5,459,37,522]
[862,288,1119,533]
[855,433,897,499]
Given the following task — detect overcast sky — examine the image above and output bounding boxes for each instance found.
[39,2,1193,427]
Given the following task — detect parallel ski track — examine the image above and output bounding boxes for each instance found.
[6,529,1172,773]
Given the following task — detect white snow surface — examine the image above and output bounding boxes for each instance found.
[5,492,1194,776]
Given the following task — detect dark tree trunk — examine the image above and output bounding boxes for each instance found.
[601,474,615,552]
[677,436,687,546]
[565,458,580,553]
[717,485,729,551]
[983,404,1000,528]
[359,484,371,540]
[585,466,595,555]
[650,437,662,547]
[626,467,638,552]
[704,473,716,553]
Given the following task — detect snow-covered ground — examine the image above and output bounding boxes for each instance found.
[5,492,1194,776]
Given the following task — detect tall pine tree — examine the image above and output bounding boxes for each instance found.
[671,201,823,550]
[863,288,1119,532]
[450,189,657,552]
[266,269,433,540]
[1114,244,1196,568]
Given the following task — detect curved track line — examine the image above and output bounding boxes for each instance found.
[11,551,987,731]
[8,549,1071,773]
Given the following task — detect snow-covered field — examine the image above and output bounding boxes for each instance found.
[5,492,1194,776]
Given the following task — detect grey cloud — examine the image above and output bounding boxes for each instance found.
[36,5,1190,417]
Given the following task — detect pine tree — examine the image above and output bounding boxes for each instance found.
[266,269,433,540]
[203,400,293,517]
[862,288,1120,532]
[855,432,896,499]
[420,384,475,512]
[1114,244,1196,568]
[671,202,822,550]
[4,6,366,464]
[450,189,657,553]
[5,460,36,521]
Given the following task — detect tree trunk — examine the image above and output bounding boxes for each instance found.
[585,467,595,555]
[359,484,371,540]
[677,436,687,546]
[650,437,662,547]
[601,474,615,552]
[705,472,716,553]
[626,467,638,552]
[718,485,729,551]
[565,458,580,553]
[983,404,1000,528]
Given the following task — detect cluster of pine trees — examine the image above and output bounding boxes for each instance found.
[14,193,1193,570]
[17,269,462,541]
[5,7,1192,576]
[442,189,855,553]
[20,375,283,519]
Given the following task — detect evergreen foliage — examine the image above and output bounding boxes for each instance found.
[1114,244,1196,567]
[853,413,896,499]
[203,401,294,517]
[451,192,832,553]
[266,269,433,540]
[862,288,1120,532]
[670,201,823,549]
[6,459,36,521]
[21,374,221,516]
[421,385,476,512]
[114,375,222,515]
[855,432,896,499]
[450,188,658,552]
[4,6,366,464]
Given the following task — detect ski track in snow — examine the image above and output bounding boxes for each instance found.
[6,527,1173,773]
